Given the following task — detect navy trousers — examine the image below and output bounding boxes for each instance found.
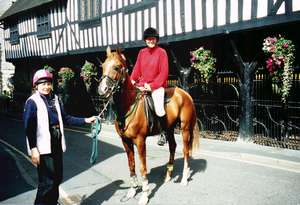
[34,127,62,205]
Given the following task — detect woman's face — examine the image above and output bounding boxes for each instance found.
[36,82,52,95]
[145,37,157,48]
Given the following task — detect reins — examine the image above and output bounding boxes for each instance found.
[114,89,144,132]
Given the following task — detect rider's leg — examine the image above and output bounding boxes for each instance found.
[151,87,167,146]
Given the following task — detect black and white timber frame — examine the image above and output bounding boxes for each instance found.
[2,0,300,60]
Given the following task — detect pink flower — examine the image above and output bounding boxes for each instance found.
[269,45,276,52]
[283,42,289,48]
[266,58,274,73]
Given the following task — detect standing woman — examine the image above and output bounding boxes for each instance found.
[23,69,96,205]
[130,27,169,146]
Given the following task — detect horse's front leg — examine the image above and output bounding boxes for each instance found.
[121,137,138,198]
[135,136,150,205]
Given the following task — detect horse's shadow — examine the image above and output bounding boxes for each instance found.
[80,157,207,204]
[80,179,125,205]
[147,157,207,199]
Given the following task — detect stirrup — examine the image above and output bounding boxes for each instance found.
[157,134,167,146]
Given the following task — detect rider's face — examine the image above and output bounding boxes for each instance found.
[145,37,157,48]
[36,82,52,95]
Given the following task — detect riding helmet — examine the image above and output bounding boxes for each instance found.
[143,27,159,41]
[32,69,53,86]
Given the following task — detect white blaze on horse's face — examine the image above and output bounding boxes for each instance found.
[98,76,108,96]
[98,60,115,96]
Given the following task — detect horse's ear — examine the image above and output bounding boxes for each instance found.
[116,48,121,54]
[106,46,111,56]
[121,53,126,62]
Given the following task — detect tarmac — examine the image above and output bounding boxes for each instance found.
[58,123,300,205]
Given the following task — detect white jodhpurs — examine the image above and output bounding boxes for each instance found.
[151,87,166,117]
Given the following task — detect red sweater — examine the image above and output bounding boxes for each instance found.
[130,46,169,90]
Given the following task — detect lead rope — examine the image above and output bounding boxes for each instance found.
[89,116,101,164]
[89,74,123,164]
[89,94,114,164]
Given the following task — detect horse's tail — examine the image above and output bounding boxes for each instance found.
[189,120,200,156]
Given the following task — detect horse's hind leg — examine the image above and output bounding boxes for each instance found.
[180,123,191,186]
[165,128,176,183]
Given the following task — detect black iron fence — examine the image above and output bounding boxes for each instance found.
[183,70,300,149]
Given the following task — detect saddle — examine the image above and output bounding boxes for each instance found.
[143,92,170,135]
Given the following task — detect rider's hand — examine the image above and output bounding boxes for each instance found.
[137,86,146,92]
[144,83,151,91]
[31,148,40,166]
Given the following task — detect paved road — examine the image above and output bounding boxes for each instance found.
[1,116,300,205]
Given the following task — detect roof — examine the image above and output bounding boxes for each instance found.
[0,0,54,21]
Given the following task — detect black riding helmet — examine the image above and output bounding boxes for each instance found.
[143,27,159,41]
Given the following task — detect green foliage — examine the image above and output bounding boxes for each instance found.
[80,61,98,83]
[58,67,75,82]
[43,65,55,74]
[190,47,216,83]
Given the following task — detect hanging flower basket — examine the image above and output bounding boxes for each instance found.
[57,67,75,104]
[190,47,216,83]
[262,35,295,103]
[57,67,75,89]
[80,61,97,81]
[80,61,98,92]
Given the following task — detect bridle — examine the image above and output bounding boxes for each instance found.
[97,60,127,117]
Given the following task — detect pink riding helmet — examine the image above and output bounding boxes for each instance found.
[32,69,53,86]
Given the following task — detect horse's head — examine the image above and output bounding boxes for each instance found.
[98,47,127,100]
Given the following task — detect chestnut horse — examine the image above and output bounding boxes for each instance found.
[98,47,200,204]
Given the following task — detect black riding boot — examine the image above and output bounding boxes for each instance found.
[157,115,168,146]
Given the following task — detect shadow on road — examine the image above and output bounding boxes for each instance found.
[63,130,124,182]
[80,157,207,204]
[147,157,207,199]
[80,179,126,205]
[0,144,36,202]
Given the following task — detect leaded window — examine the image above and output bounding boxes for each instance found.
[37,14,51,39]
[79,0,101,21]
[10,24,19,45]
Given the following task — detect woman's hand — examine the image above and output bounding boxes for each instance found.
[85,116,97,124]
[136,83,151,92]
[144,83,151,91]
[31,148,40,166]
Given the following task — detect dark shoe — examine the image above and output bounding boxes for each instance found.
[157,115,168,146]
[157,133,167,146]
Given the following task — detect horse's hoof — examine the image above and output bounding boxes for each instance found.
[164,174,171,183]
[138,192,149,205]
[180,180,188,186]
[126,187,137,199]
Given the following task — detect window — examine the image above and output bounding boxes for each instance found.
[10,24,19,45]
[37,14,51,39]
[79,0,101,21]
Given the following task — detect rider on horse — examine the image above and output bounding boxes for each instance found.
[130,27,169,146]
